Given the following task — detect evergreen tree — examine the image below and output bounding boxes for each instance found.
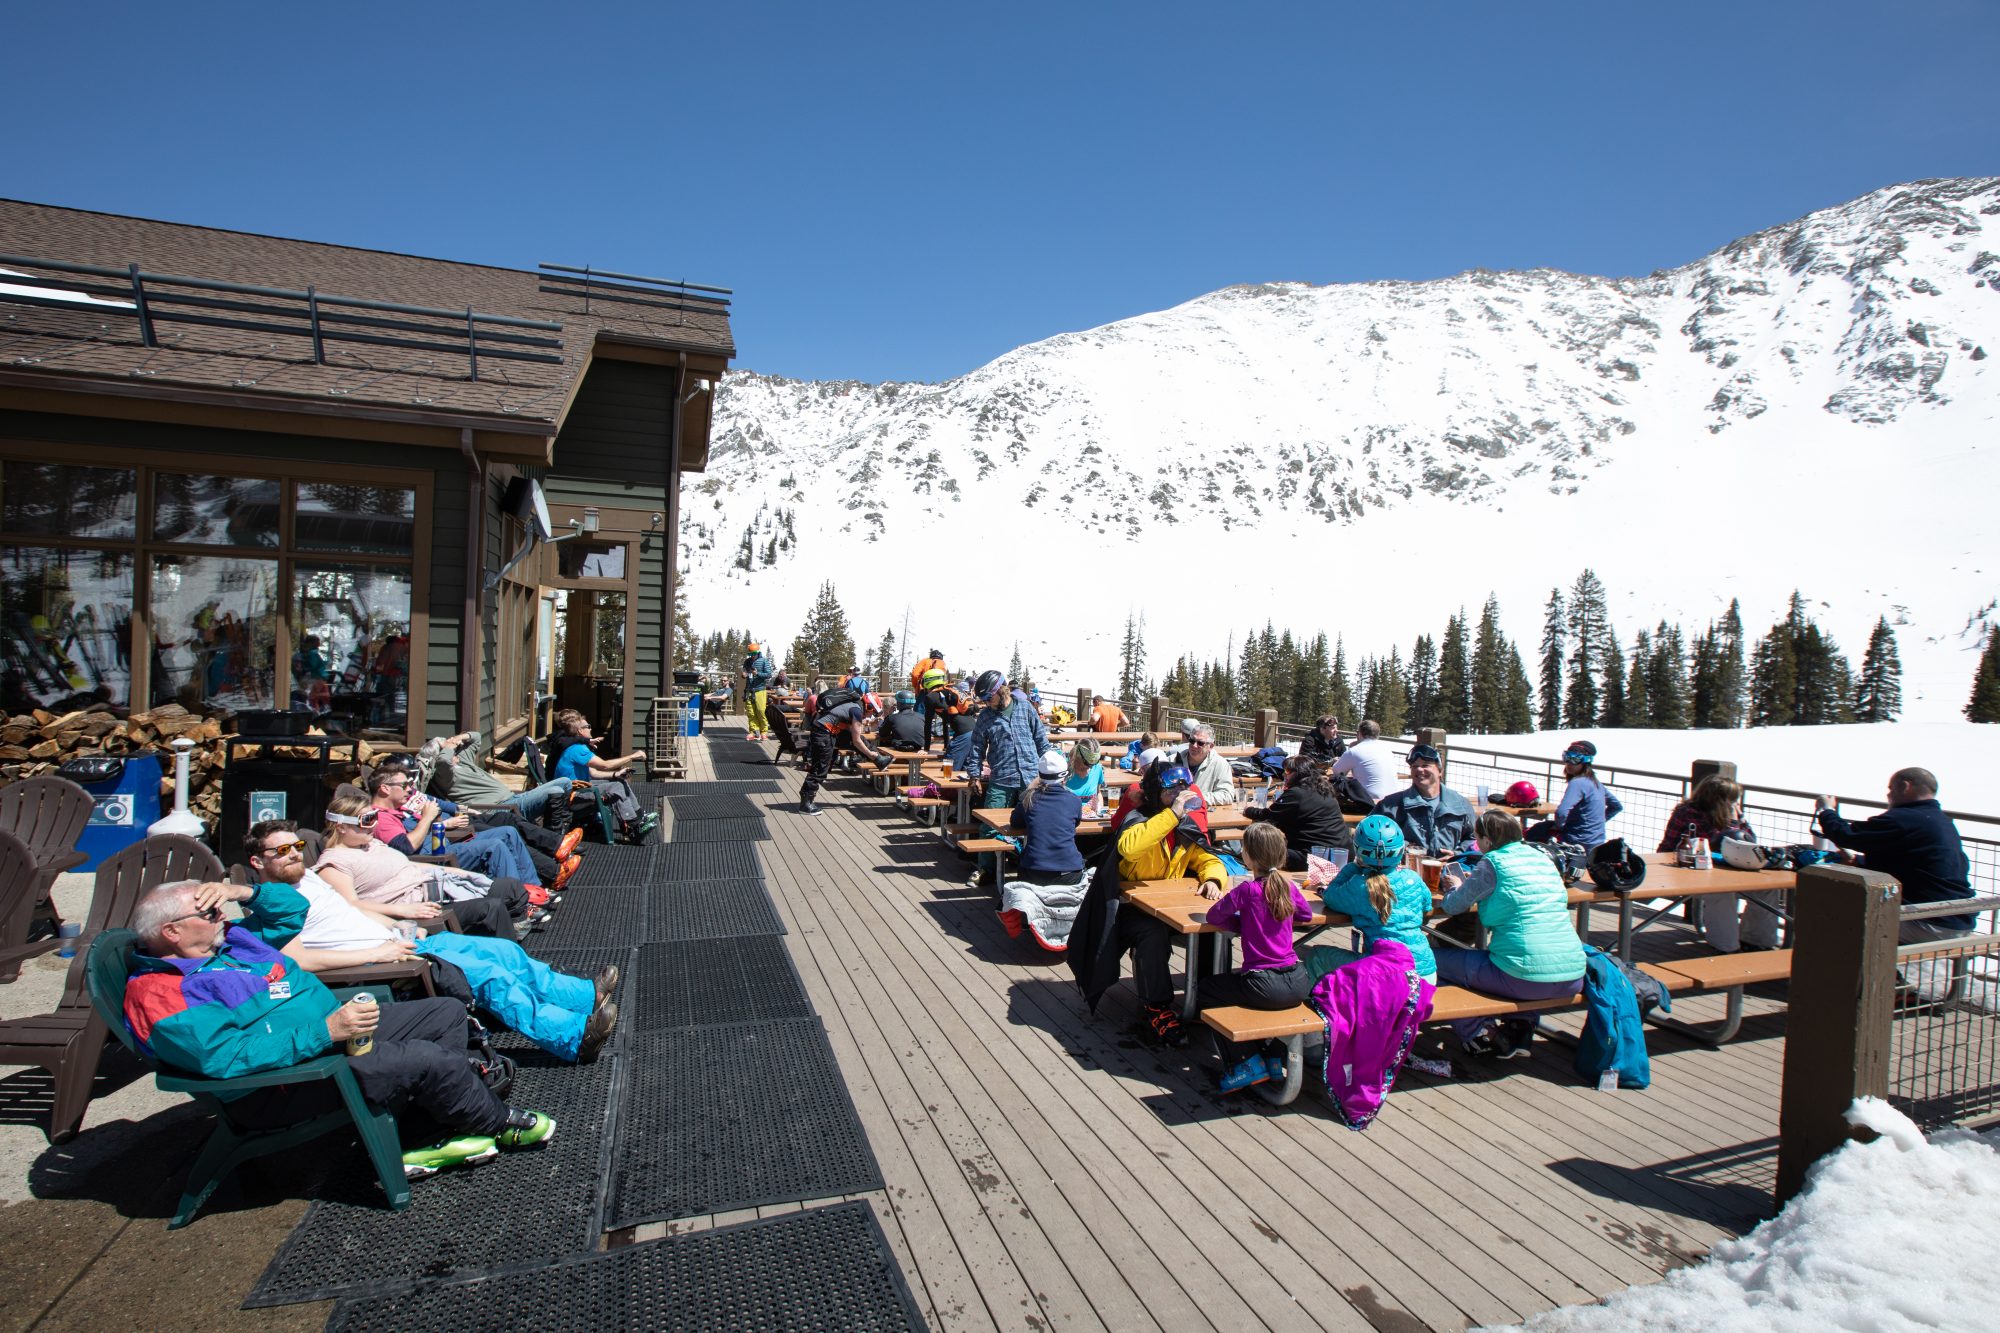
[1539,588,1566,731]
[1647,621,1689,729]
[1968,627,2000,722]
[1379,648,1410,734]
[671,583,698,668]
[1273,629,1301,720]
[1719,598,1747,727]
[1470,594,1508,734]
[1436,611,1472,732]
[1008,642,1031,692]
[1501,646,1536,733]
[787,581,856,681]
[1687,625,1720,728]
[1117,612,1147,702]
[1855,616,1904,722]
[1565,570,1608,728]
[1406,635,1438,729]
[1598,631,1626,728]
[1299,633,1332,724]
[1328,637,1357,728]
[1624,630,1653,728]
[868,629,897,686]
[1748,630,1797,726]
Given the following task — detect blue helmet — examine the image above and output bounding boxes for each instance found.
[1158,763,1195,792]
[1352,815,1407,871]
[894,689,917,707]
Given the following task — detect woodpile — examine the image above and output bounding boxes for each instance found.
[0,704,379,827]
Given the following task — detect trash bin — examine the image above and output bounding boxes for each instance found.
[219,733,359,861]
[683,693,704,736]
[58,754,165,872]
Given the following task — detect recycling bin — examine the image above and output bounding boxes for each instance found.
[219,733,359,861]
[58,754,165,872]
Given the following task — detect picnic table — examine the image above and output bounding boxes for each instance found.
[1047,730,1147,745]
[1592,852,1796,963]
[971,803,1255,842]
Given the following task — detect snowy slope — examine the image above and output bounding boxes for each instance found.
[684,178,2000,721]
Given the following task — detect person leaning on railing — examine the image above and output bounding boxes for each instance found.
[1814,767,1976,944]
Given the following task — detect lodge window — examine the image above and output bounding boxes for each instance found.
[0,447,429,746]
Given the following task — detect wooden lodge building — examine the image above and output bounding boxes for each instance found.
[0,200,734,756]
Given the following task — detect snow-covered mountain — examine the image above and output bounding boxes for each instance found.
[683,178,2000,722]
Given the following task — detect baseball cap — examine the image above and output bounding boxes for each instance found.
[1038,750,1066,779]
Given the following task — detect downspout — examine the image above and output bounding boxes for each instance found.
[663,352,685,748]
[459,428,482,735]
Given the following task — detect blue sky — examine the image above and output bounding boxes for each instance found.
[9,2,1995,383]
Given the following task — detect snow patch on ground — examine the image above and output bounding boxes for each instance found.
[1482,1098,2000,1333]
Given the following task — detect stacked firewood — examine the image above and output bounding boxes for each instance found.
[0,704,378,826]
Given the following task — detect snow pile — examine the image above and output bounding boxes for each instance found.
[1484,1099,2000,1332]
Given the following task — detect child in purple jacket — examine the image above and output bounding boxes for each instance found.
[1202,823,1315,1092]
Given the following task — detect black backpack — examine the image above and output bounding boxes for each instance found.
[815,685,861,714]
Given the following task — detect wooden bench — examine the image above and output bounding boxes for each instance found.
[1198,950,1791,1106]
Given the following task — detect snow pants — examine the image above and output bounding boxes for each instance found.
[419,934,596,1060]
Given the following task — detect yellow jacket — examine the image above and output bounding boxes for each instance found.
[1117,808,1224,885]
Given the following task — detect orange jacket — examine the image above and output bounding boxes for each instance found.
[1091,703,1127,732]
[910,656,946,689]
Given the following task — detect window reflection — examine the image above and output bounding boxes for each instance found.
[1,463,137,539]
[152,473,281,547]
[149,554,278,710]
[0,546,132,712]
[295,563,413,738]
[296,483,415,556]
[558,539,626,580]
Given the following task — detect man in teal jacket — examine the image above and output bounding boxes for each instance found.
[123,877,555,1178]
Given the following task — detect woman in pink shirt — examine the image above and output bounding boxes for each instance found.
[1201,822,1315,1092]
[313,791,527,937]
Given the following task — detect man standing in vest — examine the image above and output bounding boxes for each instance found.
[742,642,775,740]
[910,648,948,749]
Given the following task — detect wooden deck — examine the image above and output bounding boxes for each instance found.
[637,726,1786,1331]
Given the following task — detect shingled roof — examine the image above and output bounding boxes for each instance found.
[0,199,735,438]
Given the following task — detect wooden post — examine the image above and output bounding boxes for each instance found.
[1415,726,1448,778]
[1076,688,1092,724]
[1255,708,1278,748]
[1775,863,1902,1207]
[1148,694,1167,736]
[1690,758,1736,800]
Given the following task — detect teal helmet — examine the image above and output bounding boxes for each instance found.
[894,689,917,707]
[1351,815,1407,871]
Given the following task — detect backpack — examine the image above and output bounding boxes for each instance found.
[1048,704,1076,727]
[815,685,861,714]
[1251,746,1287,778]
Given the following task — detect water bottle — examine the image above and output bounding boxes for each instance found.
[1692,839,1712,872]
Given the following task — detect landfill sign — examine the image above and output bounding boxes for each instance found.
[250,791,288,823]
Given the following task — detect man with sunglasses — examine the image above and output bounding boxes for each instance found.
[246,821,617,1063]
[122,876,557,1181]
[1178,723,1237,807]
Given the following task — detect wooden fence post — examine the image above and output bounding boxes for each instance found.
[1690,758,1736,800]
[1076,688,1092,723]
[1255,708,1278,748]
[1148,695,1168,736]
[1775,863,1901,1207]
[1415,726,1448,777]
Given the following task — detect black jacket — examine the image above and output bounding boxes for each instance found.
[1300,730,1346,764]
[876,708,927,749]
[1247,784,1353,855]
[1817,799,1974,931]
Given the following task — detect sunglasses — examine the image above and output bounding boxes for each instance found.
[173,905,224,926]
[258,839,307,856]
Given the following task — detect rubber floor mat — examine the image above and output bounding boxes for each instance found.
[667,817,770,844]
[568,845,656,888]
[669,779,781,793]
[525,884,651,950]
[607,1019,881,1227]
[324,1202,924,1333]
[246,1046,622,1306]
[632,937,811,1031]
[664,794,761,819]
[646,878,786,941]
[655,841,762,882]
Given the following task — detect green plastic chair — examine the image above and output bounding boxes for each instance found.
[83,929,411,1228]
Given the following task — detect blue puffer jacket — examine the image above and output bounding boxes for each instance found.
[957,689,1048,789]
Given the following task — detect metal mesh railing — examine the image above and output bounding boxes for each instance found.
[1889,904,2000,1131]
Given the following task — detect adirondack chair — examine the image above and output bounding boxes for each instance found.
[0,776,93,982]
[0,833,223,1142]
[0,830,61,979]
[83,929,409,1228]
[224,827,437,998]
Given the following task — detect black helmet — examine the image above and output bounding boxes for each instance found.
[1586,838,1647,893]
[974,669,1007,698]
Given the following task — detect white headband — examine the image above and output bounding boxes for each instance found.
[326,812,363,827]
